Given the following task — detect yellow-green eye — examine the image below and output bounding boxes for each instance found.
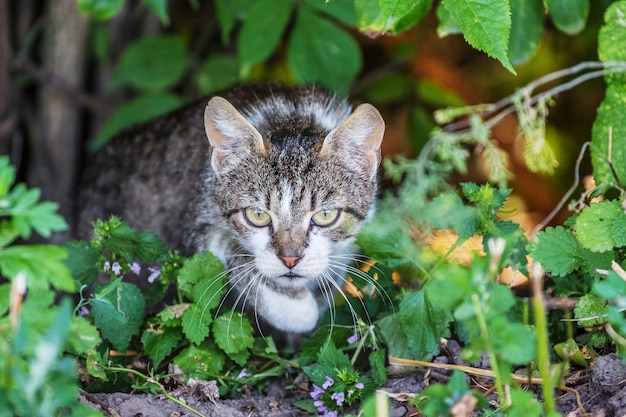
[311,209,341,227]
[243,207,272,227]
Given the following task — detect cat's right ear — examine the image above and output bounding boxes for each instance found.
[204,97,265,176]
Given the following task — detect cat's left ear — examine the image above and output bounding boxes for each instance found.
[321,103,384,179]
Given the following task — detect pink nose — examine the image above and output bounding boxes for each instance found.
[280,256,300,268]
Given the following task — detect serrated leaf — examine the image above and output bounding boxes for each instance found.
[0,245,74,291]
[111,35,187,89]
[174,341,226,377]
[92,282,145,351]
[508,0,543,65]
[316,338,352,370]
[238,0,292,73]
[177,251,226,305]
[89,92,182,150]
[546,0,589,35]
[574,293,607,328]
[288,8,362,95]
[378,0,432,33]
[612,215,626,247]
[141,324,183,367]
[599,2,626,85]
[575,200,624,252]
[369,349,387,386]
[531,226,583,276]
[591,84,626,186]
[68,315,102,355]
[441,0,515,73]
[181,303,213,345]
[63,240,100,286]
[212,312,254,359]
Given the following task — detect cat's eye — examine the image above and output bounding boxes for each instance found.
[243,207,272,227]
[311,209,341,227]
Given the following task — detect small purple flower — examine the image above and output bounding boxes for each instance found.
[103,261,110,272]
[112,262,122,276]
[237,368,250,379]
[313,400,326,413]
[322,376,334,390]
[324,411,338,417]
[80,306,90,316]
[331,391,345,406]
[130,261,141,275]
[355,382,364,390]
[347,333,359,344]
[147,267,161,283]
[310,384,324,400]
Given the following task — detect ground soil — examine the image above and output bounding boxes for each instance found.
[80,350,626,417]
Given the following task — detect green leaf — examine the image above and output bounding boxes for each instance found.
[355,0,387,33]
[490,317,536,363]
[212,312,254,362]
[591,83,626,186]
[302,0,356,25]
[181,303,213,345]
[369,349,387,386]
[316,338,352,370]
[238,0,292,74]
[92,282,145,351]
[215,0,255,43]
[78,0,124,20]
[68,315,102,355]
[441,0,515,73]
[63,240,100,286]
[177,251,226,305]
[530,226,584,276]
[573,294,607,328]
[141,324,182,367]
[378,0,433,33]
[89,92,183,150]
[0,245,74,292]
[141,0,170,25]
[288,8,362,95]
[575,200,624,252]
[546,0,589,35]
[111,34,187,90]
[508,0,543,66]
[436,1,462,36]
[174,340,226,377]
[598,2,626,85]
[194,55,241,95]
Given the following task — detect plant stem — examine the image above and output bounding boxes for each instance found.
[471,293,507,405]
[529,264,556,414]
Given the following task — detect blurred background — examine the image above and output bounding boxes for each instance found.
[0,0,613,240]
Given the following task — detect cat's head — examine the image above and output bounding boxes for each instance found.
[203,88,384,330]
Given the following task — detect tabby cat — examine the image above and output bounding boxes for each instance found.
[77,83,385,340]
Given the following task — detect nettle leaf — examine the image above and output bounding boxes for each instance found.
[598,1,626,85]
[490,317,536,363]
[508,0,543,66]
[369,349,387,386]
[378,0,433,33]
[355,0,387,33]
[546,0,589,35]
[63,240,100,286]
[212,312,254,362]
[591,83,626,186]
[111,35,187,90]
[141,324,183,367]
[238,0,292,74]
[530,226,584,276]
[181,303,214,345]
[575,200,624,252]
[288,7,362,95]
[174,340,226,377]
[436,1,462,36]
[194,55,241,95]
[574,293,607,328]
[92,282,145,352]
[0,245,74,292]
[441,0,514,73]
[90,92,182,150]
[177,251,226,305]
[316,338,352,370]
[422,192,478,240]
[303,0,356,26]
[68,315,102,355]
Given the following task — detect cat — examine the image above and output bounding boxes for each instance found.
[77,83,385,341]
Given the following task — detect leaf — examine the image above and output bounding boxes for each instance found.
[141,0,170,25]
[575,200,624,252]
[378,0,433,33]
[111,34,187,90]
[573,294,607,328]
[194,55,241,95]
[302,0,356,25]
[141,324,183,367]
[177,251,226,305]
[181,303,213,345]
[355,0,387,33]
[63,240,100,286]
[89,92,183,150]
[490,317,536,363]
[591,83,626,187]
[212,312,254,362]
[369,349,387,386]
[0,245,74,292]
[508,0,544,66]
[316,338,352,370]
[546,0,589,35]
[174,341,226,378]
[436,1,462,36]
[288,8,362,95]
[77,0,123,20]
[530,226,584,276]
[92,282,145,351]
[238,0,292,74]
[441,0,515,73]
[215,0,255,43]
[68,315,102,355]
[598,2,626,85]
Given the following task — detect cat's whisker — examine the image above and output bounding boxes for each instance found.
[319,270,362,330]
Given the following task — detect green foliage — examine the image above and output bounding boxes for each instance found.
[545,0,589,35]
[416,370,488,417]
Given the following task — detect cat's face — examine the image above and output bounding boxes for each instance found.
[203,93,384,333]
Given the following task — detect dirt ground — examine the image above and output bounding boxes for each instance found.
[80,351,626,417]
